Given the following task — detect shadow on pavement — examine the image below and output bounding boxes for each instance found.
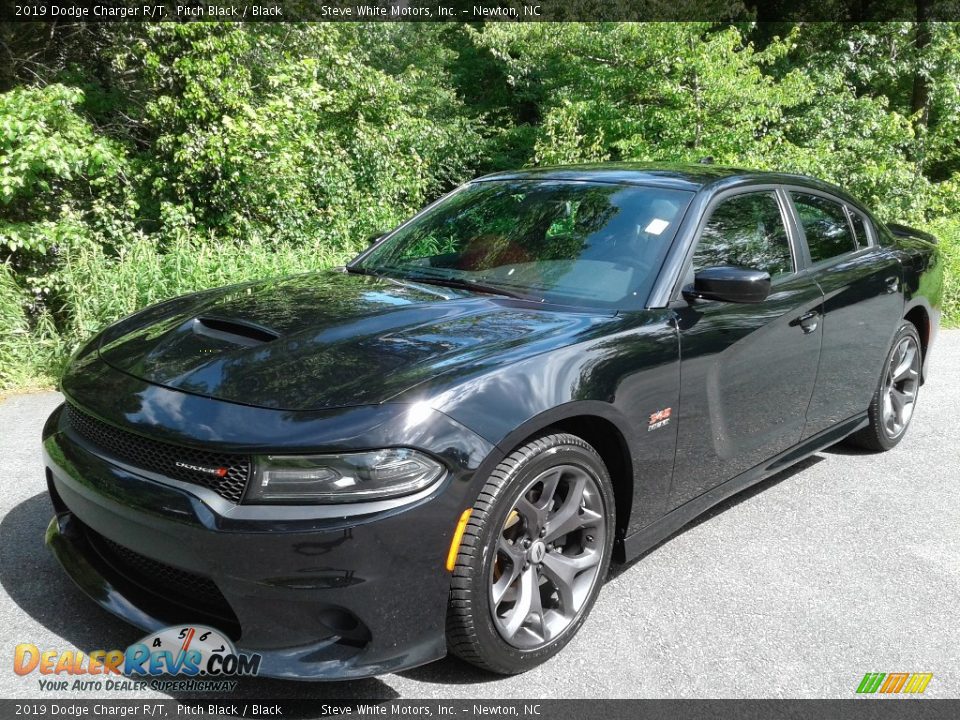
[608,454,824,581]
[820,440,876,456]
[398,654,498,685]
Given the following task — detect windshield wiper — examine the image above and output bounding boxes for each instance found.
[362,264,538,301]
[345,265,380,277]
[406,274,537,301]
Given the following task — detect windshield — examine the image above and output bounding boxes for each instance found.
[354,180,693,309]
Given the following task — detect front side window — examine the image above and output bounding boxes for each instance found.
[356,181,694,309]
[791,192,857,262]
[692,192,793,277]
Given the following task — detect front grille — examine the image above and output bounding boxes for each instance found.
[65,403,250,502]
[83,524,239,631]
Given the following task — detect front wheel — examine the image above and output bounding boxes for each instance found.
[446,433,615,674]
[847,322,922,451]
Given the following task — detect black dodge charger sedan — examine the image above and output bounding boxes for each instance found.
[42,164,941,679]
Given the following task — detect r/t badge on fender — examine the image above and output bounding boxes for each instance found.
[648,407,672,431]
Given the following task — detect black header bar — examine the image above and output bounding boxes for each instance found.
[2,0,958,23]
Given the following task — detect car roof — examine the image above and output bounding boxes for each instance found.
[475,162,853,199]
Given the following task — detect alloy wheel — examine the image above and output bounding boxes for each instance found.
[489,464,606,649]
[882,335,921,439]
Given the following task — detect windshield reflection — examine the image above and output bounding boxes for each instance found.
[357,180,693,309]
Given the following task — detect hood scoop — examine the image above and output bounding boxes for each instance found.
[192,316,279,347]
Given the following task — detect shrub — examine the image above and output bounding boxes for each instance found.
[926,218,960,328]
[0,263,62,390]
[0,22,958,391]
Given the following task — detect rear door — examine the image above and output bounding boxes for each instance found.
[784,190,904,437]
[668,188,824,508]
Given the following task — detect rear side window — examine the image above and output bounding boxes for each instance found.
[693,192,793,277]
[791,192,857,262]
[848,210,872,249]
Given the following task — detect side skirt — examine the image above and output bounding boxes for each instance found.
[618,413,869,563]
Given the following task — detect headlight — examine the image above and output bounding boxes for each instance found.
[245,449,445,504]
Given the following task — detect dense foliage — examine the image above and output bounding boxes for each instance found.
[1,22,958,390]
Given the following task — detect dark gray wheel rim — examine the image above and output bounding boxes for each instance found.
[882,335,920,439]
[489,464,606,649]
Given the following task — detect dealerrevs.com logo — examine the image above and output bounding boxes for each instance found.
[14,625,261,693]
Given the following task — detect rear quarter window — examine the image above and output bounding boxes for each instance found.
[848,209,872,249]
[791,192,857,263]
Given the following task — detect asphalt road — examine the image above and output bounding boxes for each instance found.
[2,331,958,701]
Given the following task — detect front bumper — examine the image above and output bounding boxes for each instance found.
[42,403,492,680]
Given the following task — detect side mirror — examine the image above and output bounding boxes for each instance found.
[684,266,771,304]
[366,231,388,246]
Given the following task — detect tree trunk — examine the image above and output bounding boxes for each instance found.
[911,0,930,128]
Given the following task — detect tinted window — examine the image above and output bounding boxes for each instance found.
[359,181,693,308]
[849,210,871,248]
[792,192,857,262]
[693,192,792,277]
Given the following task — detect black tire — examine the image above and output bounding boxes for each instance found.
[846,322,922,451]
[446,433,615,675]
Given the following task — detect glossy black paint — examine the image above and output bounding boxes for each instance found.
[670,269,825,507]
[95,270,622,412]
[42,164,942,679]
[686,266,772,304]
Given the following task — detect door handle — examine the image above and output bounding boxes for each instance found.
[794,310,820,334]
[885,276,900,294]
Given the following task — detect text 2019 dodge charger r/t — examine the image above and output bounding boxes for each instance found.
[42,165,940,679]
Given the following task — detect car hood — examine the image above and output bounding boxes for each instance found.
[96,270,616,411]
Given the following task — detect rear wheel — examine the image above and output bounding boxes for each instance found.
[847,322,922,451]
[446,433,615,674]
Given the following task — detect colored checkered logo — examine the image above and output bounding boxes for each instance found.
[856,672,933,694]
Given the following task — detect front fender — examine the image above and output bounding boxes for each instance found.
[417,310,682,536]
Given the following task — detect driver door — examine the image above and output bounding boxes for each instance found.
[668,188,824,508]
